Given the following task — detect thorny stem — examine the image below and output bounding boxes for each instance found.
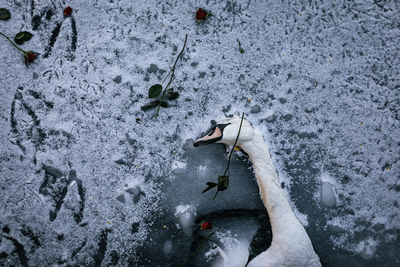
[155,34,188,118]
[0,32,26,53]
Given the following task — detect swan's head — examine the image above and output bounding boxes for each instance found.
[193,117,255,148]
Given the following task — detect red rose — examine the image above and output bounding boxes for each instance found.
[200,221,212,230]
[63,6,73,16]
[24,51,36,63]
[196,8,208,20]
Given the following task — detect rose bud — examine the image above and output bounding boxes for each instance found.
[63,6,73,16]
[24,51,36,63]
[200,221,212,230]
[196,8,208,21]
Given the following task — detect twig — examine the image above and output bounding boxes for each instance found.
[155,34,188,118]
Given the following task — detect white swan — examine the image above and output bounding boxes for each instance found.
[194,117,321,267]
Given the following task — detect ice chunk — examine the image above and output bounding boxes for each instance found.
[172,160,187,175]
[172,160,187,170]
[321,182,336,208]
[356,238,377,260]
[319,173,337,208]
[174,204,196,236]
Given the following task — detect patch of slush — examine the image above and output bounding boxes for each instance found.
[213,231,249,267]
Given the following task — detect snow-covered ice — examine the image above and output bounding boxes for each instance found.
[1,0,399,266]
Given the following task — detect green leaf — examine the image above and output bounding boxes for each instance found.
[148,84,162,98]
[14,31,33,45]
[217,175,229,191]
[0,8,11,20]
[202,182,217,193]
[167,89,180,100]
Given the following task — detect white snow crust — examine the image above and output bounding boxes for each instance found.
[0,0,399,266]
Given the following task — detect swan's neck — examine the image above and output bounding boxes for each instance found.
[240,131,302,238]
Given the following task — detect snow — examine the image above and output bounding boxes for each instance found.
[1,0,399,266]
[214,235,249,267]
[355,238,378,260]
[174,204,197,237]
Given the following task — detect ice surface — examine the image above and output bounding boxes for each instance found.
[1,0,399,266]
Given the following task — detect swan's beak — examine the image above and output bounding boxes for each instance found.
[193,123,230,147]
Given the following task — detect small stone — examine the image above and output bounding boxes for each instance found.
[116,194,126,203]
[265,114,276,123]
[131,222,140,233]
[278,98,287,104]
[282,114,293,121]
[113,75,122,84]
[2,226,10,233]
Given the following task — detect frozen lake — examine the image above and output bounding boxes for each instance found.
[0,0,399,266]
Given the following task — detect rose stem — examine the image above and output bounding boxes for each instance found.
[184,232,215,266]
[0,32,26,53]
[212,112,245,200]
[223,112,245,176]
[154,33,188,118]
